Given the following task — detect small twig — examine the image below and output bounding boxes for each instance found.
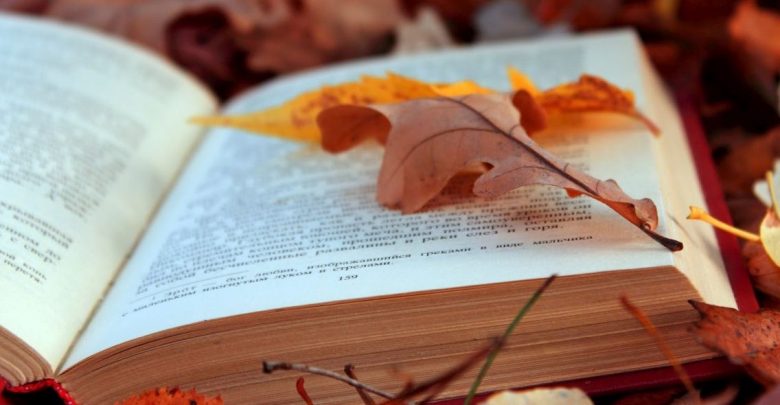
[620,295,700,405]
[263,361,397,400]
[345,364,376,405]
[463,274,557,405]
[296,377,314,405]
[391,337,502,403]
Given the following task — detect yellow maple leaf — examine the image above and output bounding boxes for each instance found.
[192,68,659,142]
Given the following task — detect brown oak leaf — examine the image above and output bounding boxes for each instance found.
[690,300,780,386]
[318,93,681,251]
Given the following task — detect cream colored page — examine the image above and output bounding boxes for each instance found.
[638,52,736,307]
[66,30,676,367]
[0,14,216,370]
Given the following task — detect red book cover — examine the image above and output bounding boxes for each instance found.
[0,94,758,405]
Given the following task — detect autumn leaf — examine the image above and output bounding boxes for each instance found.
[193,69,659,141]
[690,170,780,299]
[115,387,223,405]
[506,66,539,95]
[192,73,443,142]
[689,300,780,386]
[318,93,682,251]
[528,75,660,135]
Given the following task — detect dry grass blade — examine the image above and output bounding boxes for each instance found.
[620,295,699,405]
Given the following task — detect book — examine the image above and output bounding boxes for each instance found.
[0,12,757,405]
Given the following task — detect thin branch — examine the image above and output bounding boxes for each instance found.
[463,274,558,405]
[620,295,700,405]
[391,337,501,403]
[263,361,397,400]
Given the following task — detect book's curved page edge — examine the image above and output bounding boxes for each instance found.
[0,327,50,386]
[635,44,742,309]
[63,29,677,369]
[674,93,758,312]
[0,13,217,374]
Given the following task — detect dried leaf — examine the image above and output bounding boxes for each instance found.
[115,387,223,405]
[482,387,592,405]
[192,73,437,142]
[506,66,539,95]
[689,300,780,386]
[729,1,780,72]
[318,94,681,251]
[760,210,780,267]
[47,0,403,98]
[534,75,660,135]
[743,240,780,300]
[192,72,497,142]
[194,67,659,140]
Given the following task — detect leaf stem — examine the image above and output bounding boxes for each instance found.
[767,171,780,219]
[463,274,557,405]
[687,206,760,242]
[263,361,397,400]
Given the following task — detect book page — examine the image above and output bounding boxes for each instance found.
[0,14,216,370]
[66,30,677,367]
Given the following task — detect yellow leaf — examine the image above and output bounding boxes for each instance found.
[506,66,539,95]
[760,210,780,267]
[536,75,660,135]
[191,73,439,143]
[430,80,494,97]
[192,69,659,142]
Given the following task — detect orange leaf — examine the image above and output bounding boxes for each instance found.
[690,301,780,386]
[536,75,660,135]
[318,93,681,251]
[115,387,223,405]
[193,69,659,141]
[506,66,539,95]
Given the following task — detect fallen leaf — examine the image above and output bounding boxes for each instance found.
[760,209,780,267]
[194,67,659,139]
[115,387,223,405]
[534,75,660,135]
[192,73,440,142]
[47,0,403,98]
[318,93,681,251]
[481,387,592,405]
[506,66,539,95]
[689,300,780,386]
[729,1,780,72]
[743,240,780,300]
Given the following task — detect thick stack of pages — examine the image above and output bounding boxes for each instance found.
[0,13,752,404]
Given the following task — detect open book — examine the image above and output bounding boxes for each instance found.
[0,12,755,405]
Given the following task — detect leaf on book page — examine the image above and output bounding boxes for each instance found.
[191,73,445,142]
[318,94,682,251]
[690,301,780,386]
[192,68,659,140]
[482,387,592,405]
[530,75,660,136]
[115,387,223,405]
